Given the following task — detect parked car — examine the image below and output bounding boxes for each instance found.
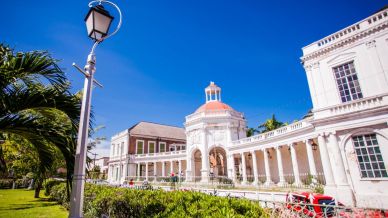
[285,192,388,218]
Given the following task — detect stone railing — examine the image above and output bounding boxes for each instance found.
[185,110,244,123]
[313,94,388,119]
[135,150,187,159]
[231,120,312,146]
[302,7,388,59]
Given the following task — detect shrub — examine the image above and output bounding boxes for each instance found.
[48,183,70,209]
[15,178,29,188]
[0,179,13,189]
[43,178,65,196]
[48,183,268,218]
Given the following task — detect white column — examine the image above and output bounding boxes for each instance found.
[326,132,354,206]
[241,152,247,185]
[186,156,192,182]
[276,146,286,186]
[123,159,128,182]
[251,151,259,186]
[145,162,149,180]
[305,139,317,178]
[317,134,335,186]
[229,154,237,183]
[290,144,301,185]
[328,133,349,186]
[201,128,209,183]
[178,160,182,182]
[137,163,141,181]
[263,148,273,185]
[153,162,157,180]
[170,161,174,175]
[162,161,166,177]
[178,160,182,174]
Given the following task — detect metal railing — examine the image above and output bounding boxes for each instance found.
[256,200,388,218]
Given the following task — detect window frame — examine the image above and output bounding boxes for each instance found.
[159,142,166,153]
[352,134,388,179]
[332,61,363,103]
[136,140,145,154]
[148,141,156,154]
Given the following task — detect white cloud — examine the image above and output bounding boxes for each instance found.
[91,140,111,158]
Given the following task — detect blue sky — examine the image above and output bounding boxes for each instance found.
[1,0,384,156]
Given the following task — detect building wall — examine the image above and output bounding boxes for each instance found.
[128,136,185,155]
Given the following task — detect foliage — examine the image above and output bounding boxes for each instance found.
[257,114,285,133]
[49,183,268,218]
[246,128,257,137]
[0,179,13,188]
[43,178,65,196]
[0,43,83,197]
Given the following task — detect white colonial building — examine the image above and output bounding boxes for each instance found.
[108,7,388,209]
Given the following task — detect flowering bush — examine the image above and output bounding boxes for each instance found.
[49,183,268,218]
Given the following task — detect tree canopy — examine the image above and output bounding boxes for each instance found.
[0,44,82,197]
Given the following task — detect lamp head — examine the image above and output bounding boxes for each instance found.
[85,5,114,42]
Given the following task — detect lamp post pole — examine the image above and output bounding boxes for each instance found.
[69,52,95,218]
[69,1,121,217]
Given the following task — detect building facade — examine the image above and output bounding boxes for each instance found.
[108,121,186,184]
[108,7,388,209]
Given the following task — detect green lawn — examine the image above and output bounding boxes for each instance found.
[0,189,68,218]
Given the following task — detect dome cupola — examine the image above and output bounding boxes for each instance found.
[195,82,234,113]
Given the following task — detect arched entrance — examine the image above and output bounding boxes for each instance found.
[193,149,202,181]
[209,147,227,177]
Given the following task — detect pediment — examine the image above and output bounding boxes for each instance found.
[327,52,356,65]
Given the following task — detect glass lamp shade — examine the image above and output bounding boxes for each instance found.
[84,5,114,41]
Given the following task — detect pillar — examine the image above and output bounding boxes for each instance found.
[201,128,209,183]
[276,146,286,186]
[241,152,247,185]
[123,159,128,182]
[178,160,182,174]
[137,163,141,181]
[153,162,157,181]
[162,161,165,177]
[229,154,237,183]
[327,132,354,206]
[251,151,259,186]
[170,160,173,175]
[145,162,149,180]
[305,139,317,178]
[290,143,301,185]
[263,148,273,185]
[317,134,335,186]
[178,160,182,182]
[328,133,348,186]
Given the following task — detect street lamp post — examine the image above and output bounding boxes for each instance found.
[69,1,121,217]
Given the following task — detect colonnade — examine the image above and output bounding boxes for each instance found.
[134,159,185,180]
[230,138,322,186]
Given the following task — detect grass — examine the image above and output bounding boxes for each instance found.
[0,189,68,218]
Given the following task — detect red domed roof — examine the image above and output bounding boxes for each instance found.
[195,101,233,113]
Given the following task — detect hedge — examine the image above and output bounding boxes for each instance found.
[49,183,268,218]
[43,178,65,196]
[0,179,29,189]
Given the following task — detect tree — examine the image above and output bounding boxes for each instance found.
[0,44,82,197]
[257,114,285,133]
[246,127,257,137]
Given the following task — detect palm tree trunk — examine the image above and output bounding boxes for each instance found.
[34,180,42,198]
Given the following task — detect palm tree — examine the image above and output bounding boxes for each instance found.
[0,44,81,197]
[257,114,285,133]
[246,127,257,137]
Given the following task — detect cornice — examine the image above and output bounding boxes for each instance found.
[301,21,388,63]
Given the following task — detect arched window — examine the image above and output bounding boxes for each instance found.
[352,134,388,178]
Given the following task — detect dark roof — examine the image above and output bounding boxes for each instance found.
[128,121,186,141]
